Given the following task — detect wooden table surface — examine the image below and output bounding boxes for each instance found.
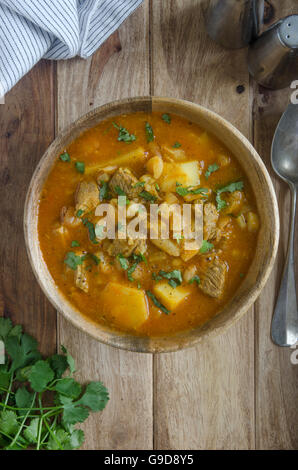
[0,0,297,450]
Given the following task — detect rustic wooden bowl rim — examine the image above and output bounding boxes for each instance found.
[24,96,279,353]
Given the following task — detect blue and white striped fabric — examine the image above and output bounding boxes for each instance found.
[0,0,143,96]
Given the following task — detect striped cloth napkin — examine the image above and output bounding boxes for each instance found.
[0,0,143,97]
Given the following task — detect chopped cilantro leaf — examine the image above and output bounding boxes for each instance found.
[162,114,171,124]
[64,252,83,270]
[145,122,154,142]
[99,181,110,201]
[116,253,129,270]
[113,122,136,143]
[71,240,80,247]
[75,161,85,173]
[139,190,157,202]
[76,209,84,217]
[176,184,208,197]
[114,186,126,196]
[215,181,244,211]
[189,275,200,285]
[146,290,170,315]
[173,142,181,148]
[60,152,70,162]
[205,163,219,179]
[82,219,98,244]
[200,240,214,254]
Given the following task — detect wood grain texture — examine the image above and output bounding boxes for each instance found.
[253,0,298,450]
[0,60,57,355]
[56,1,153,449]
[152,0,255,450]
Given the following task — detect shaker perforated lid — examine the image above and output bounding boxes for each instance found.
[279,15,298,49]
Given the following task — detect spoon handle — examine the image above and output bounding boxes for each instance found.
[271,185,298,347]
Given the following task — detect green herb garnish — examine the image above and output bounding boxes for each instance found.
[162,114,171,124]
[116,254,129,270]
[82,219,98,244]
[0,318,109,450]
[159,269,183,288]
[205,163,219,180]
[145,122,154,142]
[75,161,85,174]
[99,181,110,201]
[173,142,181,148]
[176,183,208,197]
[113,122,136,143]
[60,152,70,162]
[133,181,145,188]
[189,275,200,285]
[200,240,214,254]
[139,190,157,202]
[114,186,126,196]
[215,181,244,211]
[64,252,83,270]
[71,241,80,248]
[76,209,84,217]
[146,291,170,315]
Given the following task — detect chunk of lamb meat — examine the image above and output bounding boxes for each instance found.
[105,237,147,258]
[203,202,221,242]
[109,168,141,199]
[75,181,99,213]
[199,259,226,298]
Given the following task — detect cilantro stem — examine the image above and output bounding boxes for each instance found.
[43,416,64,450]
[40,416,57,446]
[7,392,36,449]
[3,374,13,410]
[36,394,44,450]
[0,429,27,449]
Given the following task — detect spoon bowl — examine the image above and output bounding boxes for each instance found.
[271,103,298,347]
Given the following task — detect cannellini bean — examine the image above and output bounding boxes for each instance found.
[165,192,179,204]
[146,156,164,179]
[236,214,246,229]
[218,154,231,167]
[247,211,259,232]
[102,165,118,173]
[183,265,197,283]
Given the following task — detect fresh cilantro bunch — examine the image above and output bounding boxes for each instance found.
[0,318,109,450]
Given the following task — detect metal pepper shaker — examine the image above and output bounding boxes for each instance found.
[248,15,298,89]
[205,0,264,49]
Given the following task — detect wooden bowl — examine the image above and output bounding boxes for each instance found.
[24,97,279,353]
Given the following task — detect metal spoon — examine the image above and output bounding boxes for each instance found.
[271,103,298,347]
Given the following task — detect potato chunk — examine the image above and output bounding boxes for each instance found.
[153,282,191,311]
[160,161,200,192]
[101,283,149,330]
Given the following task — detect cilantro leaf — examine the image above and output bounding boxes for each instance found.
[114,185,126,196]
[60,152,70,162]
[0,318,13,340]
[99,181,110,201]
[64,251,82,270]
[116,253,129,270]
[77,381,109,411]
[215,181,244,211]
[145,122,154,142]
[162,113,171,124]
[55,378,82,400]
[173,142,181,148]
[5,334,41,372]
[82,219,98,244]
[75,161,85,173]
[60,345,76,374]
[146,291,170,315]
[139,190,157,202]
[15,387,34,410]
[205,163,219,179]
[189,275,201,285]
[71,240,80,247]
[29,360,54,392]
[0,410,18,435]
[200,240,214,254]
[23,418,39,443]
[176,184,208,197]
[59,395,89,425]
[113,122,136,143]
